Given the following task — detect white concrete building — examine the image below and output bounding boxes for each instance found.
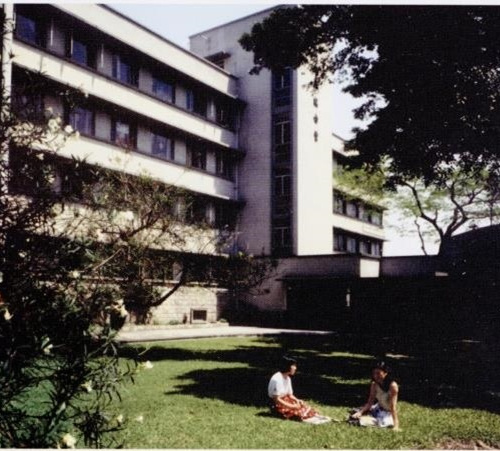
[4,4,386,326]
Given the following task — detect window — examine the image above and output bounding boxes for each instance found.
[215,101,233,128]
[69,107,94,136]
[12,85,44,122]
[112,120,135,149]
[15,12,45,46]
[186,90,194,111]
[215,203,236,229]
[274,119,291,145]
[185,89,207,116]
[274,144,291,165]
[359,239,371,255]
[273,69,292,107]
[187,198,207,224]
[191,309,207,323]
[345,200,358,218]
[372,241,382,256]
[152,77,175,103]
[334,229,382,256]
[151,133,174,160]
[371,209,383,226]
[69,35,95,68]
[274,173,291,197]
[216,152,232,179]
[112,54,137,85]
[273,226,292,249]
[333,191,346,214]
[189,144,206,170]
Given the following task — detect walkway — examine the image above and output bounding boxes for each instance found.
[117,325,335,342]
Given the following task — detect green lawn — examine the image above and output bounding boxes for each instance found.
[113,335,500,449]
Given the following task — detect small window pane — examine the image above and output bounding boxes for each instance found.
[113,121,132,148]
[152,133,174,160]
[153,77,174,103]
[72,39,88,65]
[16,14,43,45]
[69,107,94,135]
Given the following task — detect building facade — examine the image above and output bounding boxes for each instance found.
[4,4,386,325]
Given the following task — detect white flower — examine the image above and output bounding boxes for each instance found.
[3,309,12,321]
[48,118,60,132]
[140,361,154,370]
[118,305,128,318]
[43,343,53,355]
[61,433,77,448]
[18,251,27,259]
[70,270,80,279]
[134,415,144,423]
[81,381,93,393]
[35,152,44,161]
[64,125,74,134]
[116,414,124,424]
[122,210,134,221]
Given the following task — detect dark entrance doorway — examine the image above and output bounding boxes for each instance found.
[285,278,352,330]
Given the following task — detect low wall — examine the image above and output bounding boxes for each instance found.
[144,285,230,325]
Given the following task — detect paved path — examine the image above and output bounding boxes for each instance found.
[117,326,335,343]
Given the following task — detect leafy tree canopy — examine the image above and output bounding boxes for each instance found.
[240,5,500,181]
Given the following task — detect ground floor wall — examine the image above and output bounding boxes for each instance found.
[132,285,231,325]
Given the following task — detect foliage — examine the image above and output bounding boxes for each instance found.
[0,34,139,446]
[56,164,276,324]
[335,159,500,254]
[240,5,500,181]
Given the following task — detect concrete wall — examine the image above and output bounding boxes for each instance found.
[294,69,335,255]
[381,256,439,277]
[149,285,230,324]
[190,10,275,255]
[242,255,380,312]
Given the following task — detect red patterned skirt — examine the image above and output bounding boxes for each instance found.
[274,395,318,420]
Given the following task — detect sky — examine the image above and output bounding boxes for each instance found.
[109,3,437,256]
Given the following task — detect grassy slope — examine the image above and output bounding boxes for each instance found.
[114,336,500,449]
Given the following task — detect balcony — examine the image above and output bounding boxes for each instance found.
[12,41,238,149]
[57,135,238,201]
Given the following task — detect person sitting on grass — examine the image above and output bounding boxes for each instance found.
[349,361,400,430]
[268,356,330,424]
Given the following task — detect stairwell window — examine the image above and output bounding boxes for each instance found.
[274,119,291,145]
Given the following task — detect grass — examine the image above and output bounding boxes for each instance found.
[112,334,500,449]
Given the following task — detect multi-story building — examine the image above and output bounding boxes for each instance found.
[3,4,386,327]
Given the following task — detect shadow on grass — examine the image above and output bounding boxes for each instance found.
[119,333,500,415]
[170,366,366,409]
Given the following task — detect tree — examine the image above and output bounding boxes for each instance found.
[335,160,500,255]
[240,5,500,181]
[0,16,143,446]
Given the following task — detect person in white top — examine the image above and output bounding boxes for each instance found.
[268,356,330,423]
[349,361,400,430]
